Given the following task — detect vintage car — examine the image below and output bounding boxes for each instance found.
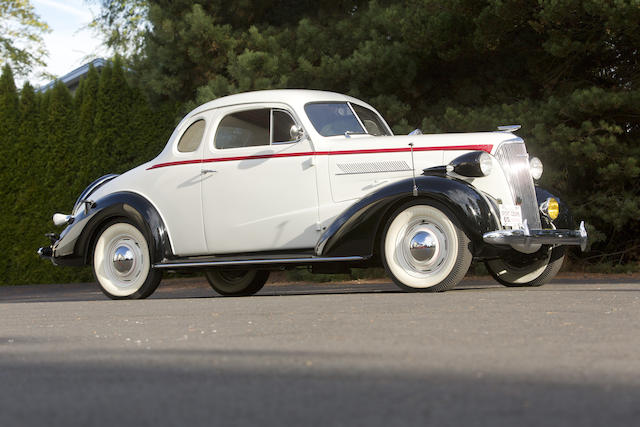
[38,90,587,299]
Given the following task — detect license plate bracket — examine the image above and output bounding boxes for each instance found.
[499,204,523,228]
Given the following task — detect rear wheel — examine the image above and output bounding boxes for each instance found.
[92,220,162,299]
[486,246,565,287]
[381,201,472,292]
[205,269,269,296]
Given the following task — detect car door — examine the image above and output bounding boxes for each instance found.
[201,104,319,254]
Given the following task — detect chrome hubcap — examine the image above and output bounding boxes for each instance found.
[113,246,135,274]
[397,220,448,277]
[409,231,437,262]
[105,235,143,286]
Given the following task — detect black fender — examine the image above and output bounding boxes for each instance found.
[316,176,499,259]
[535,186,574,229]
[52,191,173,266]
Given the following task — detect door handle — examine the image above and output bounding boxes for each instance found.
[201,169,217,175]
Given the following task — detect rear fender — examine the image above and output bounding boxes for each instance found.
[535,186,574,229]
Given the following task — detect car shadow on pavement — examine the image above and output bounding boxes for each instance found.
[0,347,639,427]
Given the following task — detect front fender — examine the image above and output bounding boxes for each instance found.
[53,191,173,265]
[535,186,574,229]
[316,176,499,258]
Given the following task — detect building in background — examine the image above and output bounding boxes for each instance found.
[37,58,107,94]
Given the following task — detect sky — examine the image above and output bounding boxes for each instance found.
[27,0,109,87]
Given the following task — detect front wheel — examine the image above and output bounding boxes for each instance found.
[486,246,565,287]
[92,220,162,299]
[381,201,472,292]
[205,269,269,296]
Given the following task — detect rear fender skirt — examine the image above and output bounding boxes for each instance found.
[316,176,498,258]
[54,191,173,265]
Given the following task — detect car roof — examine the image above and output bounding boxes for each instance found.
[187,89,371,117]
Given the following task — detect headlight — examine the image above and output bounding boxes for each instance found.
[529,157,543,180]
[479,152,493,175]
[448,151,493,177]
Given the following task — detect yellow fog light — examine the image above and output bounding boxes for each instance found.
[540,197,559,221]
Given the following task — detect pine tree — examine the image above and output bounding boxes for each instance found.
[93,59,136,174]
[46,81,78,208]
[77,64,101,184]
[13,82,46,285]
[0,64,19,136]
[0,65,20,284]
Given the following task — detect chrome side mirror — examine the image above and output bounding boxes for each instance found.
[290,125,305,141]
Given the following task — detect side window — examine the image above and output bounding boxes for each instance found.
[351,104,390,136]
[215,109,270,149]
[177,119,206,152]
[272,110,296,143]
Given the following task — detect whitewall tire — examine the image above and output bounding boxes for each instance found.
[92,221,162,299]
[486,246,565,287]
[382,201,472,292]
[205,269,269,296]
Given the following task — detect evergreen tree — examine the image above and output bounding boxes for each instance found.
[78,65,100,141]
[93,58,135,174]
[0,65,20,283]
[46,81,78,205]
[77,64,101,184]
[14,82,45,284]
[0,64,19,137]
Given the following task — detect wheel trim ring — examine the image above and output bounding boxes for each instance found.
[385,205,459,288]
[397,221,449,276]
[105,235,144,288]
[94,223,150,297]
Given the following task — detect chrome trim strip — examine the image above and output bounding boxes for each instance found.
[347,102,367,134]
[336,169,411,176]
[336,160,411,175]
[153,255,366,269]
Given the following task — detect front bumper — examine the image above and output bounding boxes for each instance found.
[483,220,588,252]
[37,244,84,266]
[37,246,53,259]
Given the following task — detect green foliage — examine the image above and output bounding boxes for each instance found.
[131,0,640,265]
[0,60,171,285]
[0,0,51,77]
[1,0,639,285]
[420,87,640,261]
[88,0,149,57]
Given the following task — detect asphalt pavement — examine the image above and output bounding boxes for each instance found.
[1,276,639,426]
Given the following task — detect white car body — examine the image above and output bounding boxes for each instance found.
[90,90,515,255]
[40,89,587,299]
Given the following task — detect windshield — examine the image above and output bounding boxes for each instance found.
[305,102,391,137]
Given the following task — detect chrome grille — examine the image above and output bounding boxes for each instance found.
[495,142,541,229]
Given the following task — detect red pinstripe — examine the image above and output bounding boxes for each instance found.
[146,144,493,170]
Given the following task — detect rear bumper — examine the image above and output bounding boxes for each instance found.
[483,221,588,252]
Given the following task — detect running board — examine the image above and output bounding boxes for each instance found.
[153,255,367,269]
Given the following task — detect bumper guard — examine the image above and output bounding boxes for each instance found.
[38,246,53,259]
[483,220,588,252]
